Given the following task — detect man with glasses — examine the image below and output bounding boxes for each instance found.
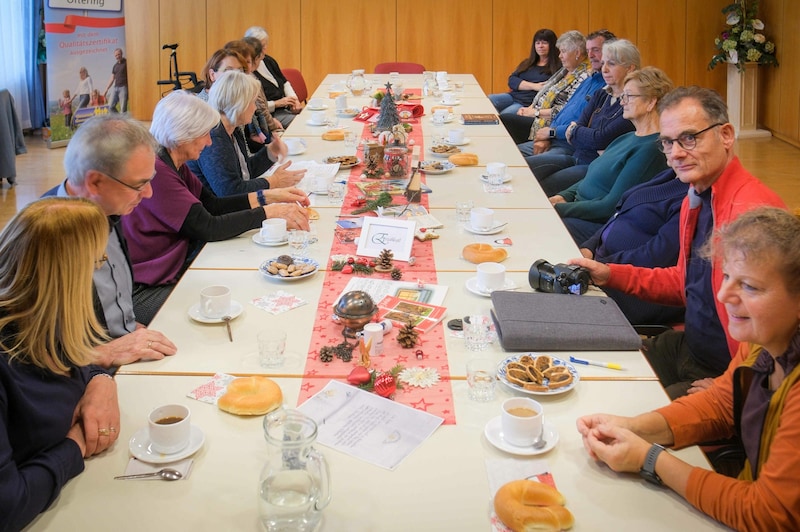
[572,86,785,399]
[45,114,178,368]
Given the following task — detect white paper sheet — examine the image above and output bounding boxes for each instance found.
[297,380,443,470]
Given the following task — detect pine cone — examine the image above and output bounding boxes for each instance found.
[391,267,402,280]
[396,322,419,349]
[319,346,334,363]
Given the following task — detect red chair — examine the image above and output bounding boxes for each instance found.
[374,62,426,74]
[281,68,308,104]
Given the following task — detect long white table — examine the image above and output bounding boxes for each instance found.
[24,74,725,531]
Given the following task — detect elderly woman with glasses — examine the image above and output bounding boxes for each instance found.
[527,39,640,196]
[187,69,304,196]
[121,90,309,293]
[0,197,119,531]
[550,67,674,244]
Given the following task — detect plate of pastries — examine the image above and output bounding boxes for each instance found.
[496,353,579,395]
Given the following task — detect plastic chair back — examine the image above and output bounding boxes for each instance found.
[281,68,308,103]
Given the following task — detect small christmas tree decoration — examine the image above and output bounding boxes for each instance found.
[376,82,401,132]
[396,320,420,349]
[391,267,403,280]
[374,248,394,272]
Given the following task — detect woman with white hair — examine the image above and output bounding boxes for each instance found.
[121,90,309,290]
[244,25,299,127]
[187,69,304,196]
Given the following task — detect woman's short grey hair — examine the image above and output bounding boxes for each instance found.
[207,70,260,126]
[150,90,219,149]
[244,26,268,42]
[556,31,587,56]
[603,39,641,70]
[64,114,157,186]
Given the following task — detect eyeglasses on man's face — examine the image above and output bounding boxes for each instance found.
[99,171,154,192]
[657,123,726,154]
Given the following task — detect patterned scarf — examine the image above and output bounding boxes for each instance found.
[528,58,592,138]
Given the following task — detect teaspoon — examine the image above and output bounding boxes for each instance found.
[531,424,547,450]
[114,467,183,481]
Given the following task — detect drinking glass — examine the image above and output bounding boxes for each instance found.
[466,357,496,402]
[464,315,490,351]
[288,229,308,257]
[455,200,474,223]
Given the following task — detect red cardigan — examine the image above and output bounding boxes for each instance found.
[605,156,785,357]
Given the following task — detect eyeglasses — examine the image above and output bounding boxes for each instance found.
[657,123,725,153]
[99,171,154,192]
[619,93,643,104]
[95,253,109,269]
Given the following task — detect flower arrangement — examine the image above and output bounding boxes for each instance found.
[709,0,778,72]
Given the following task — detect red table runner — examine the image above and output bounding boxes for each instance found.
[297,97,457,424]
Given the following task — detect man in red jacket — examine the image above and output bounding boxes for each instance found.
[571,86,785,399]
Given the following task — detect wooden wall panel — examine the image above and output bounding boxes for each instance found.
[204,1,301,72]
[300,0,396,93]
[158,0,207,95]
[588,0,637,43]
[401,0,493,90]
[636,0,686,86]
[124,0,160,119]
[761,0,799,142]
[685,0,728,98]
[491,1,588,95]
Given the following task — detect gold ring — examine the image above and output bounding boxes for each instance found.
[147,340,153,349]
[110,427,118,433]
[98,428,111,436]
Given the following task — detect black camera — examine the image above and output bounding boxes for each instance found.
[529,259,590,295]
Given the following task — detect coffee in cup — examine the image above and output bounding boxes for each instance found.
[148,404,191,454]
[501,397,543,447]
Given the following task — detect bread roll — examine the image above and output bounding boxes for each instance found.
[217,376,283,416]
[494,480,573,531]
[322,129,345,141]
[448,152,479,166]
[462,243,508,264]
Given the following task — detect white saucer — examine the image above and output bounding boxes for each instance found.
[465,276,517,297]
[129,425,205,464]
[463,222,507,235]
[252,233,288,247]
[305,120,327,127]
[480,173,512,184]
[484,417,558,456]
[306,104,328,111]
[188,300,244,324]
[446,138,471,146]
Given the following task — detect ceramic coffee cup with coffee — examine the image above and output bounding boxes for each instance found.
[501,397,543,447]
[148,404,191,454]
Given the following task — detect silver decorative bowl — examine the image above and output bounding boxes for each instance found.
[333,291,377,338]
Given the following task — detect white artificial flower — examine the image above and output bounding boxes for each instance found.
[726,13,741,25]
[728,49,739,64]
[754,33,766,44]
[752,19,765,30]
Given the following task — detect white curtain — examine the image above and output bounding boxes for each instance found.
[0,0,34,128]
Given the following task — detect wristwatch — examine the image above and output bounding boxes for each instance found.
[549,129,556,139]
[534,109,540,118]
[639,443,666,485]
[256,189,267,207]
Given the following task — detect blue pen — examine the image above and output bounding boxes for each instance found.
[569,356,624,371]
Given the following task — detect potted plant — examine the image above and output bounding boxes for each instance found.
[708,0,778,72]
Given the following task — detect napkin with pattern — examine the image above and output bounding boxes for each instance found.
[251,290,307,314]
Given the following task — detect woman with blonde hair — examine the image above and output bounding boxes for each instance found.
[187,69,305,196]
[0,197,120,530]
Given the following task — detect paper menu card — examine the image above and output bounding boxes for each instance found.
[376,295,447,334]
[297,380,444,470]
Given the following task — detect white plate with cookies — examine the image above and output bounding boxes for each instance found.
[496,353,579,396]
[259,256,319,282]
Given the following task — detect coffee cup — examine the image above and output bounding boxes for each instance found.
[284,138,306,155]
[448,128,465,145]
[310,111,326,125]
[199,285,231,319]
[148,404,191,454]
[501,397,543,447]
[470,207,494,231]
[308,97,324,109]
[335,95,348,111]
[442,91,457,105]
[261,218,287,242]
[476,262,505,293]
[356,322,384,357]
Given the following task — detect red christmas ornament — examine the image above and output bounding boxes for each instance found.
[347,366,371,385]
[358,257,369,265]
[369,260,376,267]
[342,264,354,274]
[347,257,355,264]
[373,373,397,398]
